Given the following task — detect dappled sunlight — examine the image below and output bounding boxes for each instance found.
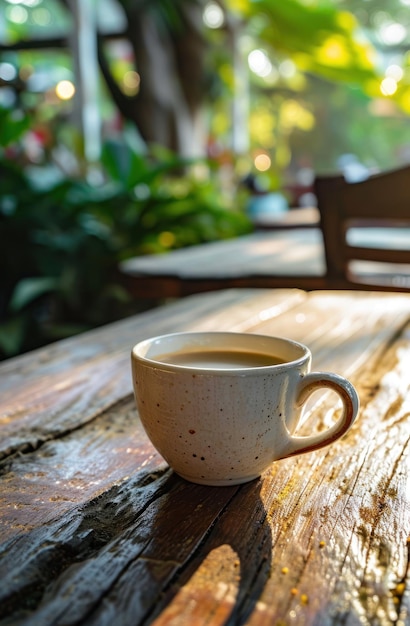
[318,36,351,67]
[386,64,404,81]
[380,76,398,96]
[280,100,315,131]
[249,109,276,147]
[5,5,28,24]
[203,2,224,29]
[254,153,271,171]
[380,64,404,96]
[335,11,356,31]
[378,21,407,45]
[55,79,75,100]
[248,49,273,78]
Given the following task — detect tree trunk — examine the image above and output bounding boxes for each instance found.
[99,0,210,157]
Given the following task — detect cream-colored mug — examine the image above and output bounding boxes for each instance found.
[131,331,359,486]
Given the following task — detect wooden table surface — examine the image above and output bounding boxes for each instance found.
[1,288,410,625]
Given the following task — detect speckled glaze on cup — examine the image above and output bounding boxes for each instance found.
[131,332,359,486]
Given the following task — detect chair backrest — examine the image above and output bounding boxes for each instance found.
[314,166,410,291]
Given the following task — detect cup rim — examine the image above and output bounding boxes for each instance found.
[131,331,310,373]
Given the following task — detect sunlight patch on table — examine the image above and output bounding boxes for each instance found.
[151,544,240,625]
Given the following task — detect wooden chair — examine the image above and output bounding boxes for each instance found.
[314,166,410,291]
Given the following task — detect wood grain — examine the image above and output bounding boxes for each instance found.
[0,289,304,460]
[1,288,410,625]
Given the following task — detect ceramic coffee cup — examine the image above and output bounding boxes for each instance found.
[131,331,359,486]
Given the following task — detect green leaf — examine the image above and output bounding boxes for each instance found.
[0,315,27,356]
[10,277,58,312]
[0,107,31,146]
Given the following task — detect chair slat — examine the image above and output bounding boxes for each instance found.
[314,166,410,291]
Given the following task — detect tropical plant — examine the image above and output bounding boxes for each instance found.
[0,118,252,360]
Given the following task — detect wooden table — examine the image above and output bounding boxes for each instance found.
[1,288,410,625]
[120,225,410,299]
[120,228,327,298]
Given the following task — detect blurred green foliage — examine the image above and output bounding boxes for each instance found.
[234,0,377,84]
[0,113,252,360]
[3,0,410,360]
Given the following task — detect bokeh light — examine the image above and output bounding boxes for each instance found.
[55,80,75,100]
[5,0,42,5]
[203,2,224,29]
[318,36,349,66]
[281,100,315,131]
[122,70,140,96]
[158,231,176,248]
[385,64,404,81]
[248,49,273,78]
[279,59,296,79]
[6,5,28,23]
[250,108,276,148]
[0,62,17,81]
[32,8,51,26]
[19,64,33,81]
[380,76,398,96]
[379,22,407,45]
[254,153,271,172]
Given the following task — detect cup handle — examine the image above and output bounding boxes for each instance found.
[279,372,359,459]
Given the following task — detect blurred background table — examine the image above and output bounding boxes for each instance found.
[120,223,410,299]
[251,206,320,230]
[1,287,410,625]
[120,227,327,299]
